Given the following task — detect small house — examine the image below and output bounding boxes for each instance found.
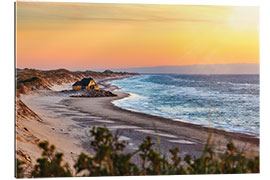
[72,78,99,90]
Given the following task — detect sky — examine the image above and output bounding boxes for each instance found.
[16,2,259,70]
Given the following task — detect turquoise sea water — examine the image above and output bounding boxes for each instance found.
[110,74,259,136]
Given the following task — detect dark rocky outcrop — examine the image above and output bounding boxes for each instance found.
[62,89,117,98]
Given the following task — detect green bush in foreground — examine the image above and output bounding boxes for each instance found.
[16,126,259,178]
[31,142,72,177]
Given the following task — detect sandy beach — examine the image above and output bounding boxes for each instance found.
[66,79,259,155]
[17,76,259,172]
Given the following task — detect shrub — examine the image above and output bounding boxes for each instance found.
[31,141,72,177]
[15,159,25,178]
[74,126,139,176]
[16,126,259,178]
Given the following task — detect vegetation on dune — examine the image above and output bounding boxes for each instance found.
[16,126,259,178]
[16,68,139,96]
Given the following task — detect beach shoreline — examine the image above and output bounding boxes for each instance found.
[16,75,259,175]
[65,77,259,155]
[102,77,259,141]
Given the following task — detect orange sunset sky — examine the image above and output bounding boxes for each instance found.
[16,2,259,70]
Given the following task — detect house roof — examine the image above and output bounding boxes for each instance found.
[72,81,82,86]
[72,78,94,86]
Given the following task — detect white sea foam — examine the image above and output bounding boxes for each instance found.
[109,74,260,136]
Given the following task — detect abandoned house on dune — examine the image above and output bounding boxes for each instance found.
[72,78,99,90]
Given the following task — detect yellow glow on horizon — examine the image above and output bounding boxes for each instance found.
[16,2,259,70]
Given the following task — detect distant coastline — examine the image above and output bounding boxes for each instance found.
[95,63,259,74]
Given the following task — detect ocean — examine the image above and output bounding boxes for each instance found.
[110,74,259,136]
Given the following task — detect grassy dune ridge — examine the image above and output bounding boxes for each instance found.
[16,68,139,96]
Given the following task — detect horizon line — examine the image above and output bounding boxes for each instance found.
[16,62,260,71]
